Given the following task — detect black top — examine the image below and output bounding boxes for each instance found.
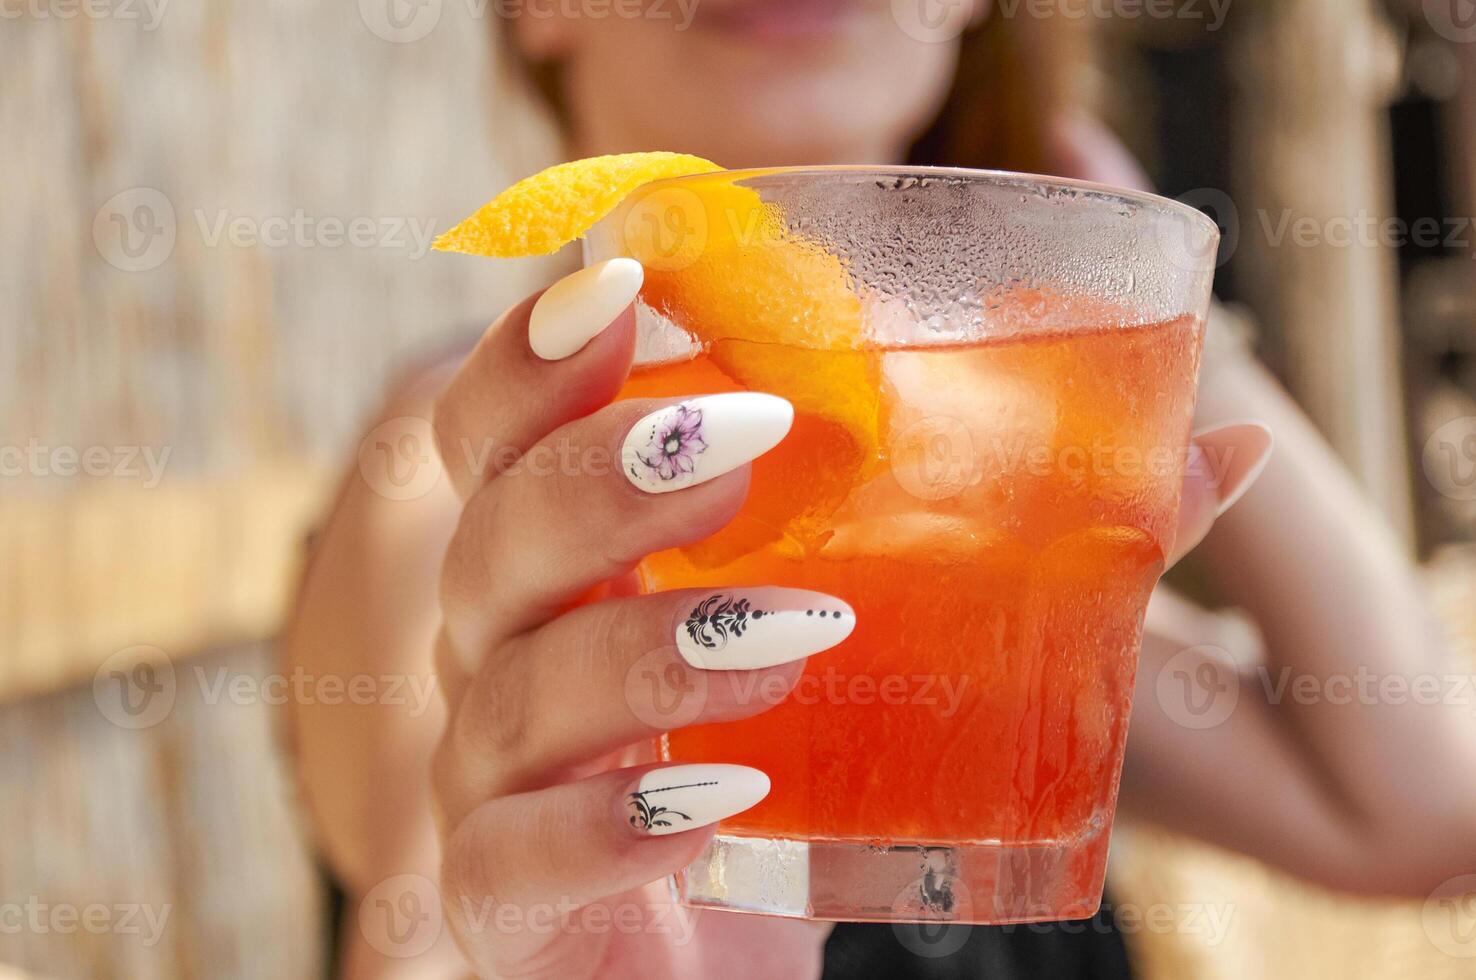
[322,871,1131,979]
[822,906,1132,979]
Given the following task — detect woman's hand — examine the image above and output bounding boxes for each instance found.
[424,258,1274,979]
[428,259,837,980]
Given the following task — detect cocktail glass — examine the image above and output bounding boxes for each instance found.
[585,167,1219,924]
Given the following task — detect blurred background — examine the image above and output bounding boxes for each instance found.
[3,0,1476,977]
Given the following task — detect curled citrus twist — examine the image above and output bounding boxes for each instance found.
[439,153,882,560]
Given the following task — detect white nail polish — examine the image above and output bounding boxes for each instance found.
[622,393,793,494]
[528,258,644,360]
[1192,421,1274,517]
[625,764,770,836]
[677,588,855,671]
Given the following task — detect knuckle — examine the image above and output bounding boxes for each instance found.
[429,739,458,801]
[522,795,585,882]
[442,815,504,910]
[440,486,503,615]
[456,653,535,761]
[599,502,669,572]
[428,740,480,831]
[429,388,466,482]
[569,600,631,681]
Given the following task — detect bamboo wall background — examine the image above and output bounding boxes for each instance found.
[1,0,563,702]
[3,3,558,975]
[3,0,1475,977]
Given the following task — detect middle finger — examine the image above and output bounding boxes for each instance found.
[440,587,856,812]
[439,392,795,664]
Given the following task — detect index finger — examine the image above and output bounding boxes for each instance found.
[433,259,644,499]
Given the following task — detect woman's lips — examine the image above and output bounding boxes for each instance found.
[696,0,860,41]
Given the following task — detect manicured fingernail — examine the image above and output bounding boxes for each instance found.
[1192,421,1274,516]
[677,588,855,670]
[528,258,644,360]
[624,764,770,836]
[622,393,793,494]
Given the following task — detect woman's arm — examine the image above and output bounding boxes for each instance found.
[1122,353,1476,895]
[281,269,838,980]
[280,367,471,979]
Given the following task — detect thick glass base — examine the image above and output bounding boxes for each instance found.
[674,830,1109,925]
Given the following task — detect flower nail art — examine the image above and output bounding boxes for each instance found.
[624,765,771,837]
[621,393,793,495]
[675,587,856,670]
[635,403,708,482]
[684,593,754,650]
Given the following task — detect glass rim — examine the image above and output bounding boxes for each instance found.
[641,164,1219,238]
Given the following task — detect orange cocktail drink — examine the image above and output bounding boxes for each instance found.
[587,167,1218,924]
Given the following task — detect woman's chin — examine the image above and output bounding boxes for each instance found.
[652,109,903,169]
[692,0,864,45]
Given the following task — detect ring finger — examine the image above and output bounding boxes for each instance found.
[437,586,856,816]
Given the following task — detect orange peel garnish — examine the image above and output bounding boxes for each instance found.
[436,153,882,558]
[433,152,720,257]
